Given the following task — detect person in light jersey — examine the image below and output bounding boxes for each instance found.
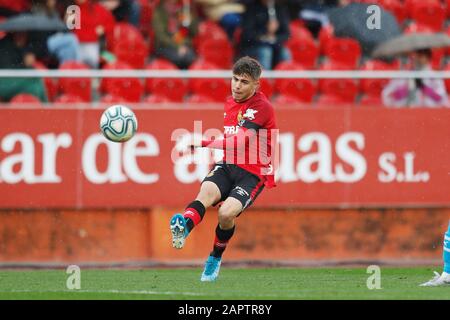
[382,49,448,108]
[170,56,278,282]
[420,221,450,286]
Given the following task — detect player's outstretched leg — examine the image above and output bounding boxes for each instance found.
[170,200,207,249]
[420,221,450,286]
[201,224,235,282]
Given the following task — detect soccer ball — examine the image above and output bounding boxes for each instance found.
[100,105,138,142]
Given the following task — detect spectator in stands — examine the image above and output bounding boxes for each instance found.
[382,49,448,108]
[238,0,291,70]
[99,0,141,27]
[194,0,245,40]
[288,0,338,38]
[152,0,198,69]
[71,0,116,68]
[0,32,47,102]
[30,0,81,68]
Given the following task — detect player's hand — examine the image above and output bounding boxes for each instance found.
[267,19,279,35]
[178,45,188,56]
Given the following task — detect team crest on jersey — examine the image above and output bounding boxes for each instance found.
[243,108,258,120]
[237,110,245,126]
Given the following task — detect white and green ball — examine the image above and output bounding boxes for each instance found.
[100,105,138,142]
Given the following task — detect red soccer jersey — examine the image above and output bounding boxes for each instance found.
[221,91,278,188]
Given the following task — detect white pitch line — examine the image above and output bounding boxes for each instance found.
[0,289,300,298]
[1,289,205,296]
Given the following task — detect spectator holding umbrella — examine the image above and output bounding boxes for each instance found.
[31,0,81,67]
[0,31,48,102]
[374,33,450,108]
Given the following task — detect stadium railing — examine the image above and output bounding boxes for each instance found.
[0,69,448,79]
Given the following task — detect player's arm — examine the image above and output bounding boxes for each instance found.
[199,123,259,150]
[192,101,271,150]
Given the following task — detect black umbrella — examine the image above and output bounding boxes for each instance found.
[0,13,67,32]
[326,2,401,55]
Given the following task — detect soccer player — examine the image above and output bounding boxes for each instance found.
[169,56,277,282]
[420,221,450,286]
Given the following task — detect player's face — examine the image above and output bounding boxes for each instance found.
[231,73,259,102]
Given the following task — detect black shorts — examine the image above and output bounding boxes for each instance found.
[202,161,265,212]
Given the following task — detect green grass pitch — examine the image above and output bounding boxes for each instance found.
[0,267,448,300]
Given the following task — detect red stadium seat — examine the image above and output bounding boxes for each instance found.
[289,20,314,41]
[112,38,149,69]
[99,94,127,104]
[54,94,85,103]
[10,93,42,104]
[324,38,362,68]
[403,22,434,34]
[58,61,92,102]
[259,78,274,99]
[273,61,316,103]
[443,63,450,93]
[316,94,354,107]
[106,22,144,50]
[409,0,445,32]
[445,25,450,55]
[378,0,407,24]
[107,23,149,69]
[144,94,172,103]
[446,0,450,18]
[318,62,358,103]
[193,21,228,51]
[318,24,335,55]
[430,48,445,69]
[100,61,144,103]
[359,59,400,98]
[145,59,188,102]
[33,61,57,102]
[404,0,420,17]
[188,60,229,102]
[185,94,216,103]
[286,36,319,69]
[138,0,157,39]
[272,94,310,107]
[0,0,30,12]
[197,37,234,69]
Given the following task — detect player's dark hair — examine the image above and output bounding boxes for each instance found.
[232,56,262,80]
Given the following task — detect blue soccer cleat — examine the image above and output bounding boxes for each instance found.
[200,255,222,282]
[170,213,187,249]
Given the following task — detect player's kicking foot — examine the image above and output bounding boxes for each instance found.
[200,255,222,282]
[170,213,187,249]
[420,271,450,287]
